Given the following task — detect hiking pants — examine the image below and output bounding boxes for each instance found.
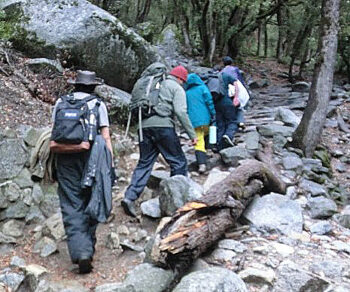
[56,152,98,264]
[215,102,238,149]
[125,127,187,201]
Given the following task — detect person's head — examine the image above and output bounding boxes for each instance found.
[169,65,188,84]
[68,70,104,93]
[222,56,233,66]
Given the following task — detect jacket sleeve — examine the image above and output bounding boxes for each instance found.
[203,87,216,118]
[173,87,196,139]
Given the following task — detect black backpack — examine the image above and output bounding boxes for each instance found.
[51,94,100,144]
[200,72,225,102]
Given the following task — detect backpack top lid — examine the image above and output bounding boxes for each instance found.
[140,62,168,78]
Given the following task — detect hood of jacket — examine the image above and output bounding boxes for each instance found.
[186,73,204,89]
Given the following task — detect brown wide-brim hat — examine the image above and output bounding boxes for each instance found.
[68,70,104,85]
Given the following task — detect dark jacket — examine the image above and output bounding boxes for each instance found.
[216,72,237,106]
[185,73,216,128]
[82,135,112,223]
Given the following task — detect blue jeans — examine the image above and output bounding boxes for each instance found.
[125,127,187,201]
[215,102,238,149]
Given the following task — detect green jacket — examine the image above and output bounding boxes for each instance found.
[142,75,196,139]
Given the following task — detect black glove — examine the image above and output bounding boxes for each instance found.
[210,115,216,126]
[111,167,117,187]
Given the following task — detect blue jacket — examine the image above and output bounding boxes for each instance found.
[185,73,216,128]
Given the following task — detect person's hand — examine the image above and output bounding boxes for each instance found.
[111,167,117,187]
[191,138,198,146]
[233,96,240,107]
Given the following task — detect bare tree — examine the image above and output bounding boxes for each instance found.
[289,0,340,157]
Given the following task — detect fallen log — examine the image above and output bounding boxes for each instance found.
[150,159,286,269]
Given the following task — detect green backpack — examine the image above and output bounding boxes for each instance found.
[125,62,168,141]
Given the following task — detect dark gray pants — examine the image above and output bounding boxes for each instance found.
[56,152,98,264]
[125,127,187,201]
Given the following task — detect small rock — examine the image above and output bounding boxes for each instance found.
[239,267,275,285]
[106,232,120,249]
[309,221,333,235]
[140,197,161,218]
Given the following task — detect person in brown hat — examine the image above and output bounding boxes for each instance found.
[122,65,197,217]
[51,70,113,274]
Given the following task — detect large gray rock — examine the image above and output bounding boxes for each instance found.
[35,279,89,292]
[300,179,327,197]
[1,0,160,91]
[42,213,65,240]
[243,193,303,235]
[220,147,252,166]
[173,267,248,292]
[1,219,24,237]
[140,197,161,218]
[0,139,27,180]
[0,201,29,221]
[0,272,25,291]
[94,85,131,123]
[39,184,60,217]
[13,168,34,189]
[273,260,329,292]
[159,175,203,216]
[123,263,174,292]
[291,81,311,92]
[307,196,338,219]
[275,107,301,127]
[257,124,294,137]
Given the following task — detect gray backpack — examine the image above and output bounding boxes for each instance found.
[125,62,168,141]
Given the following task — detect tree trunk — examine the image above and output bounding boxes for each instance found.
[264,21,268,57]
[257,25,262,56]
[136,0,152,23]
[289,0,340,157]
[150,160,286,269]
[276,0,286,61]
[298,40,310,79]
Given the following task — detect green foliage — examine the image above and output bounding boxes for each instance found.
[0,10,16,40]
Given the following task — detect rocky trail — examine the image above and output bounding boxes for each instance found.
[1,57,350,292]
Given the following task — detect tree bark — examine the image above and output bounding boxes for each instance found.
[264,21,268,57]
[289,0,340,157]
[150,160,286,269]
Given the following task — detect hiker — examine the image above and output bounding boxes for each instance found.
[216,71,239,149]
[51,70,114,274]
[185,73,216,173]
[221,56,246,129]
[122,65,197,217]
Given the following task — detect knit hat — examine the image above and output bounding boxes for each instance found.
[222,56,233,66]
[169,65,188,82]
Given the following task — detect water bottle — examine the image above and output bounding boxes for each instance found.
[209,125,217,144]
[88,112,96,141]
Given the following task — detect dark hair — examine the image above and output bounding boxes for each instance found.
[74,84,96,93]
[222,56,233,66]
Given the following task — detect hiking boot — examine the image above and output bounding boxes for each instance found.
[121,198,137,217]
[222,135,234,147]
[198,164,206,174]
[78,258,93,274]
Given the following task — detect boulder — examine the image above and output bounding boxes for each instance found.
[291,81,311,92]
[123,263,174,292]
[159,175,203,216]
[220,147,252,166]
[140,197,161,218]
[0,139,27,180]
[275,107,301,127]
[307,196,338,219]
[94,84,131,123]
[1,0,160,91]
[0,201,29,221]
[273,260,329,292]
[173,267,248,292]
[257,124,294,137]
[243,193,303,235]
